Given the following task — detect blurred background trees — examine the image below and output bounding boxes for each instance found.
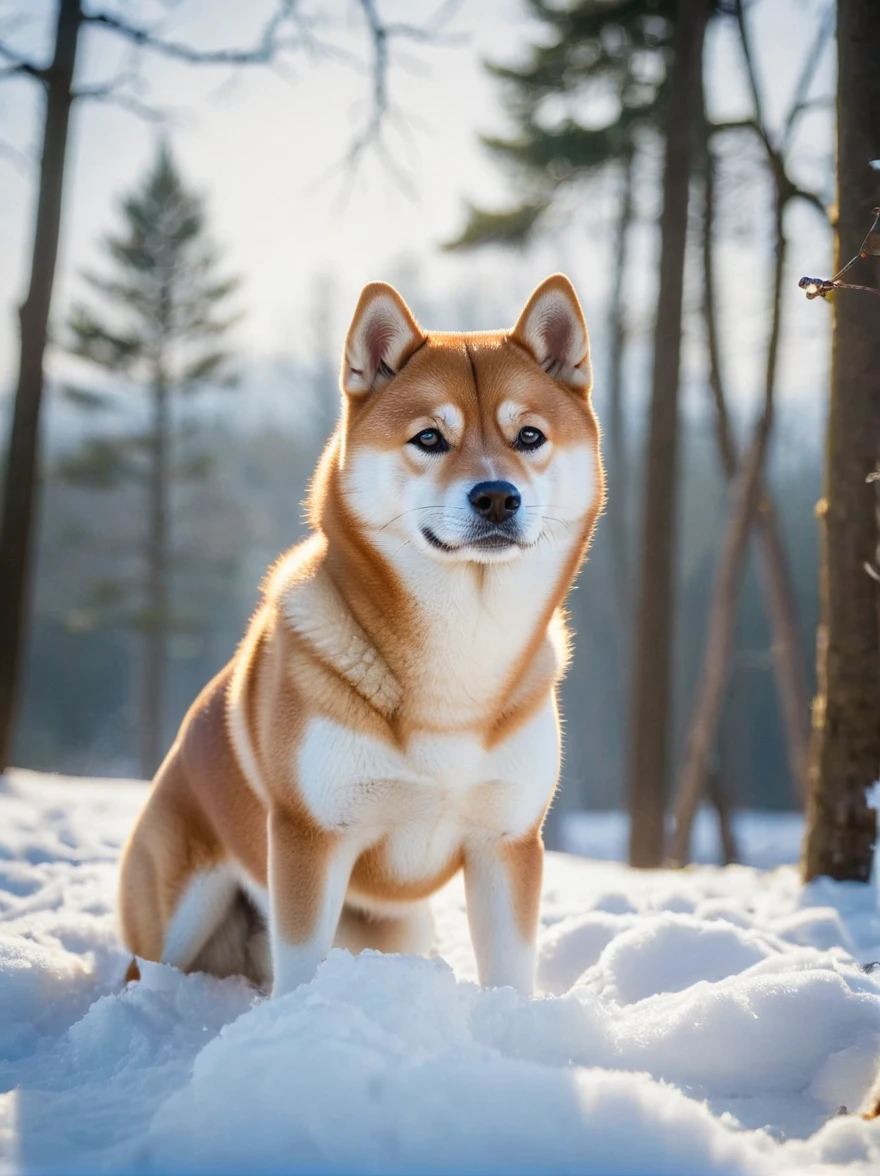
[62,142,239,777]
[0,0,457,771]
[2,0,875,877]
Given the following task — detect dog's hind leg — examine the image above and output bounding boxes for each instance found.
[335,899,435,957]
[160,866,239,972]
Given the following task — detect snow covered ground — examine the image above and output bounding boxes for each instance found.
[3,770,880,1174]
[563,807,805,869]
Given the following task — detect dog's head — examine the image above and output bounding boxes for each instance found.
[328,275,603,567]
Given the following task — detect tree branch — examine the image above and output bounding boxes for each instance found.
[782,4,834,149]
[708,117,759,137]
[75,86,167,122]
[319,0,462,190]
[80,1,460,179]
[791,185,830,221]
[733,0,767,139]
[0,39,47,82]
[82,2,303,66]
[0,134,30,171]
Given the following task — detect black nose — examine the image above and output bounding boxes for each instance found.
[468,480,521,524]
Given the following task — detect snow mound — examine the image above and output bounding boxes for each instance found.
[3,770,880,1174]
[576,912,785,1003]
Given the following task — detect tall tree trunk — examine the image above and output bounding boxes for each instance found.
[607,145,635,626]
[668,413,775,863]
[802,0,880,882]
[627,0,708,867]
[707,765,738,865]
[702,149,809,807]
[141,377,169,778]
[0,0,82,770]
[670,184,786,865]
[757,498,810,802]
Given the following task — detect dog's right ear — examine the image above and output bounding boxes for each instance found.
[341,282,424,396]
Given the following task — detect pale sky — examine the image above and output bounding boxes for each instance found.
[0,0,836,426]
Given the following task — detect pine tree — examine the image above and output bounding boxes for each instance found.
[447,0,677,552]
[63,142,239,777]
[448,0,676,245]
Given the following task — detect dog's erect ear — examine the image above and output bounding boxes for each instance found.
[511,274,591,395]
[341,282,424,396]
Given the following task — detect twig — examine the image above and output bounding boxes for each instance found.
[75,87,168,123]
[0,135,30,172]
[782,4,834,150]
[82,2,302,66]
[799,207,880,300]
[0,38,47,82]
[80,1,461,187]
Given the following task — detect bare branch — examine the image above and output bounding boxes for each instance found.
[344,0,392,173]
[341,0,461,181]
[708,117,759,137]
[82,1,303,66]
[80,0,460,183]
[76,87,168,123]
[733,0,767,141]
[734,0,832,236]
[0,38,47,82]
[799,207,880,300]
[791,185,829,220]
[782,4,834,149]
[0,134,30,172]
[382,0,466,47]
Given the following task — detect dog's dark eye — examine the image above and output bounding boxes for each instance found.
[409,428,449,453]
[515,426,546,451]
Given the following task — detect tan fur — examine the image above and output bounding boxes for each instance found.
[119,274,604,995]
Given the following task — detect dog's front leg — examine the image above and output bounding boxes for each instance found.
[463,829,543,995]
[268,807,352,998]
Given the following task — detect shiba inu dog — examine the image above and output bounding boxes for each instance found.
[119,274,604,998]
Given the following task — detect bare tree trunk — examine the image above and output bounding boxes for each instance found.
[0,0,82,770]
[141,377,169,779]
[707,765,738,865]
[668,415,773,864]
[607,145,635,626]
[802,0,880,882]
[670,173,787,864]
[627,0,708,868]
[702,149,810,806]
[757,498,810,802]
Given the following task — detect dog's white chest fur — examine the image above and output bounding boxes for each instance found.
[297,700,558,881]
[281,530,569,888]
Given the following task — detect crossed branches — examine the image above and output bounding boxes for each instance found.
[0,1,460,163]
[668,0,834,865]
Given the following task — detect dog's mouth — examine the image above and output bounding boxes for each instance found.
[421,526,521,554]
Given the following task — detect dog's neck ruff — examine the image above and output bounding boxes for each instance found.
[280,568,402,719]
[278,528,569,734]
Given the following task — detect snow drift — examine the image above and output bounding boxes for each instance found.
[3,770,880,1174]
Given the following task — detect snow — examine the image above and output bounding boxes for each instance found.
[3,771,880,1173]
[562,807,805,869]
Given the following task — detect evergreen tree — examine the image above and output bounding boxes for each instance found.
[63,142,239,777]
[448,0,677,247]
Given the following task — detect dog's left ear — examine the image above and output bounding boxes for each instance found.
[511,274,591,395]
[342,282,425,396]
